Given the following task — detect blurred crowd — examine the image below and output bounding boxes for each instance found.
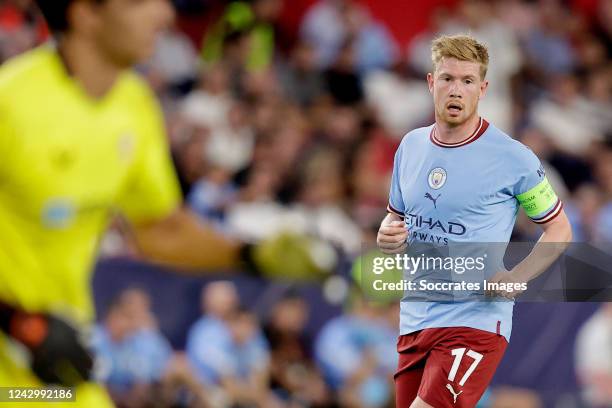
[92,283,401,408]
[1,0,611,406]
[89,280,612,408]
[3,0,611,249]
[126,0,611,250]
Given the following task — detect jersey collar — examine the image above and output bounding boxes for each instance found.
[430,117,489,148]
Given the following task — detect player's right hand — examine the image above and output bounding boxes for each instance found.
[377,218,408,254]
[1,307,93,386]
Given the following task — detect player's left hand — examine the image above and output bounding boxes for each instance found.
[485,270,527,300]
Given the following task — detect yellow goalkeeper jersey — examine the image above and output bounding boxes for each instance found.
[0,46,181,324]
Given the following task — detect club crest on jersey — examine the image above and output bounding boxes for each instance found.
[428,167,447,190]
[42,199,75,229]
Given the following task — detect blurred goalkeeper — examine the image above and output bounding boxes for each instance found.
[0,0,327,406]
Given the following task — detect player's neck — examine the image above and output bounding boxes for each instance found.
[434,114,481,144]
[57,35,123,100]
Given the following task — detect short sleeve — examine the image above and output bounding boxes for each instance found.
[387,141,405,218]
[116,90,181,224]
[513,146,563,225]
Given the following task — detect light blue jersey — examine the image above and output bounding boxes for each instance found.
[91,326,172,392]
[388,118,563,340]
[315,315,397,407]
[186,316,270,385]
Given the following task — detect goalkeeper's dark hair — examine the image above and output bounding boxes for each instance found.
[34,0,104,33]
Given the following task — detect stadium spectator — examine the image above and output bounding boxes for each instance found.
[187,282,278,407]
[594,0,612,54]
[323,40,364,106]
[263,291,331,407]
[146,23,200,98]
[277,41,326,107]
[575,303,612,407]
[583,66,612,135]
[530,73,604,155]
[201,0,283,71]
[300,0,398,74]
[0,0,46,62]
[93,289,207,408]
[523,0,576,75]
[315,296,397,408]
[289,146,363,254]
[170,115,213,197]
[181,63,234,139]
[563,184,605,243]
[363,68,432,137]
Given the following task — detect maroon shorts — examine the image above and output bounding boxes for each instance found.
[395,327,508,408]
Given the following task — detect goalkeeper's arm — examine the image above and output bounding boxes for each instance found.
[129,208,334,280]
[129,208,242,271]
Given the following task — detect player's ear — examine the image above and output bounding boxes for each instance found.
[427,73,434,94]
[68,0,102,36]
[479,79,489,100]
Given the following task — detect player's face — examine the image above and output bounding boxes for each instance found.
[89,0,175,67]
[427,58,488,126]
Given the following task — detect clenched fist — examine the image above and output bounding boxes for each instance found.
[377,213,408,254]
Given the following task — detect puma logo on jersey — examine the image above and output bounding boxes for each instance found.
[446,384,463,404]
[424,192,441,209]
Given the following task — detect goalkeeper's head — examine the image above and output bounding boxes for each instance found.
[34,0,174,67]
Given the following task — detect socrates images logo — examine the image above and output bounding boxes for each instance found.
[428,167,447,190]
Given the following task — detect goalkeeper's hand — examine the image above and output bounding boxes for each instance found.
[241,233,338,281]
[0,303,93,386]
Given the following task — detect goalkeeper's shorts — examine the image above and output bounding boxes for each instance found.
[0,333,114,408]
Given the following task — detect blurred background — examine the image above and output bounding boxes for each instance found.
[1,0,611,406]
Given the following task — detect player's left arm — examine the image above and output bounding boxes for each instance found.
[489,211,571,299]
[489,149,572,298]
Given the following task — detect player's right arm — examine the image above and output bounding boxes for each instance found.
[377,213,408,254]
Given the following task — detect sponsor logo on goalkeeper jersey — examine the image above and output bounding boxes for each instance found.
[42,199,109,228]
[42,200,75,228]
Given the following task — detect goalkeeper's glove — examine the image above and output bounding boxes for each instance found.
[240,233,338,281]
[0,302,93,386]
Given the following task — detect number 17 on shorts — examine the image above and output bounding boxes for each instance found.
[395,327,508,408]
